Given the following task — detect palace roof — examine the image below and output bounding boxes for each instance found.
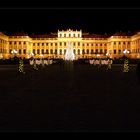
[29,34,57,38]
[82,33,109,38]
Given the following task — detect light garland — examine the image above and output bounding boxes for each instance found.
[18,59,25,74]
[123,59,129,72]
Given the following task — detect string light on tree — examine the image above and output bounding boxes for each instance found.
[123,59,129,72]
[123,49,129,73]
[18,59,25,74]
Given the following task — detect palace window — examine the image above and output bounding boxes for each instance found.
[50,49,53,54]
[114,49,116,54]
[104,49,107,53]
[19,42,21,45]
[23,49,26,54]
[123,42,125,45]
[55,43,57,46]
[87,43,89,46]
[19,49,21,54]
[38,43,39,46]
[42,43,44,46]
[104,43,106,46]
[91,49,94,54]
[59,49,62,55]
[9,49,12,53]
[55,49,57,54]
[24,42,26,45]
[100,49,103,54]
[46,43,48,46]
[64,49,66,54]
[95,49,98,53]
[83,43,85,46]
[73,34,75,37]
[78,49,80,55]
[46,49,49,54]
[14,42,16,44]
[60,42,62,46]
[87,49,89,54]
[37,49,40,54]
[119,50,121,54]
[100,43,102,46]
[69,34,71,37]
[78,42,80,46]
[64,42,66,46]
[41,49,44,54]
[114,42,116,45]
[119,42,121,45]
[96,44,98,46]
[78,34,80,37]
[33,49,35,54]
[73,49,76,54]
[82,49,85,54]
[64,34,66,37]
[9,42,12,45]
[73,42,75,46]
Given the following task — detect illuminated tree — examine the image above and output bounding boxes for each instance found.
[18,59,25,74]
[123,59,129,72]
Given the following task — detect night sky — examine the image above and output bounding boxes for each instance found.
[0,8,140,35]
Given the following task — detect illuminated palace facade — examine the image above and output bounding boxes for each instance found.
[0,29,140,59]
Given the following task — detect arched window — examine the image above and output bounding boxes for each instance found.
[46,49,49,54]
[87,49,89,54]
[59,49,62,55]
[64,49,66,54]
[78,49,80,55]
[50,49,53,54]
[91,49,94,54]
[82,49,85,54]
[55,49,57,54]
[73,49,76,54]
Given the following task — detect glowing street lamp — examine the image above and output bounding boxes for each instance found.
[11,49,17,57]
[106,52,111,58]
[123,49,129,55]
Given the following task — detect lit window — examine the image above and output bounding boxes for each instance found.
[23,49,26,54]
[37,49,40,54]
[50,49,53,54]
[41,49,44,54]
[19,49,21,54]
[78,49,80,55]
[78,42,80,46]
[114,49,116,54]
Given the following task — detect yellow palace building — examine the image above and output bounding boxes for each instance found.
[0,29,140,59]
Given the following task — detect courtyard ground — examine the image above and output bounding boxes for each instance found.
[0,63,140,132]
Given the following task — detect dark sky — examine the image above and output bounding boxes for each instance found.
[0,8,140,35]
